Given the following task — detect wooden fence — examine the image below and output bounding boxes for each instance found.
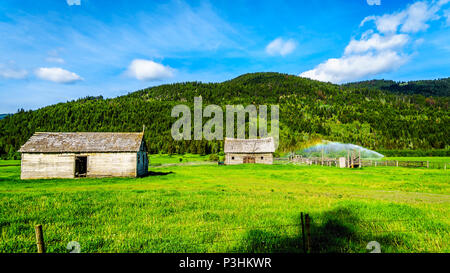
[280,157,448,170]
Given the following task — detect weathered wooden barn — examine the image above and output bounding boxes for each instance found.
[18,132,148,179]
[224,137,275,165]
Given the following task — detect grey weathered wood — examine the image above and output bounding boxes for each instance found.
[225,153,274,165]
[35,225,45,253]
[21,152,147,179]
[358,150,361,168]
[224,138,275,165]
[20,132,148,179]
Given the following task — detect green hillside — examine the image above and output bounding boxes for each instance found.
[0,114,10,120]
[344,78,450,97]
[0,72,449,159]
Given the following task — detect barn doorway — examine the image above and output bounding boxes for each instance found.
[75,156,87,177]
[243,156,256,164]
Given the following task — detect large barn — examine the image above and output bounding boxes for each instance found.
[224,137,275,165]
[18,132,148,179]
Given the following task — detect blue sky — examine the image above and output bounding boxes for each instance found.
[0,0,449,112]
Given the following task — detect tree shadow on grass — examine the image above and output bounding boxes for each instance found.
[143,171,174,177]
[232,207,410,253]
[307,207,412,253]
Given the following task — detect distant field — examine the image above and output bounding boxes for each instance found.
[0,160,20,166]
[0,159,448,253]
[149,154,209,166]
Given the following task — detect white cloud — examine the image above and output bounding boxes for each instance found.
[35,67,83,83]
[361,1,443,34]
[300,51,406,83]
[367,0,381,6]
[0,64,28,79]
[265,38,296,56]
[444,9,450,25]
[373,12,406,33]
[300,0,450,83]
[345,33,409,54]
[401,1,440,32]
[414,38,425,46]
[46,57,65,64]
[126,59,174,81]
[66,0,81,6]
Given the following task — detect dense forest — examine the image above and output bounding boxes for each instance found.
[344,78,450,97]
[0,72,449,159]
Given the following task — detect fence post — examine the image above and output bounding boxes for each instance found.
[427,161,429,168]
[396,161,398,167]
[305,214,311,253]
[301,212,306,253]
[35,224,45,253]
[358,150,361,168]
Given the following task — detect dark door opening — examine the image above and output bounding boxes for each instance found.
[243,156,255,164]
[75,156,87,177]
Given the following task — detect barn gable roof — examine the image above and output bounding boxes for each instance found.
[19,132,145,153]
[224,137,275,154]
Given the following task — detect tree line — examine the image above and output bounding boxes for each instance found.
[0,72,448,159]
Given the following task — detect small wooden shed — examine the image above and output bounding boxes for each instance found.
[18,132,148,179]
[224,137,275,165]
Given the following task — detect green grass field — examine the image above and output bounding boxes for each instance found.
[0,159,448,253]
[149,153,210,166]
[0,160,20,166]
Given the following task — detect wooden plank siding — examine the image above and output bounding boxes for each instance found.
[21,152,148,179]
[87,153,137,178]
[19,132,149,180]
[225,153,273,165]
[21,153,76,179]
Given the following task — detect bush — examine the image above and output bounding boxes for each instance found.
[208,154,220,162]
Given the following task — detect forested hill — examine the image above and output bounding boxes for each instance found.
[344,78,450,97]
[0,72,449,159]
[0,114,10,120]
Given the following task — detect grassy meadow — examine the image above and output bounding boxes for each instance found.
[149,153,210,166]
[0,158,449,253]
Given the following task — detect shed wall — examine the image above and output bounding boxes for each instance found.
[21,153,75,179]
[21,152,138,179]
[225,153,273,165]
[87,152,137,177]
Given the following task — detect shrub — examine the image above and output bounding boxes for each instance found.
[208,154,220,162]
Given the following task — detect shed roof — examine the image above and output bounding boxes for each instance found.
[19,132,144,153]
[224,137,275,154]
